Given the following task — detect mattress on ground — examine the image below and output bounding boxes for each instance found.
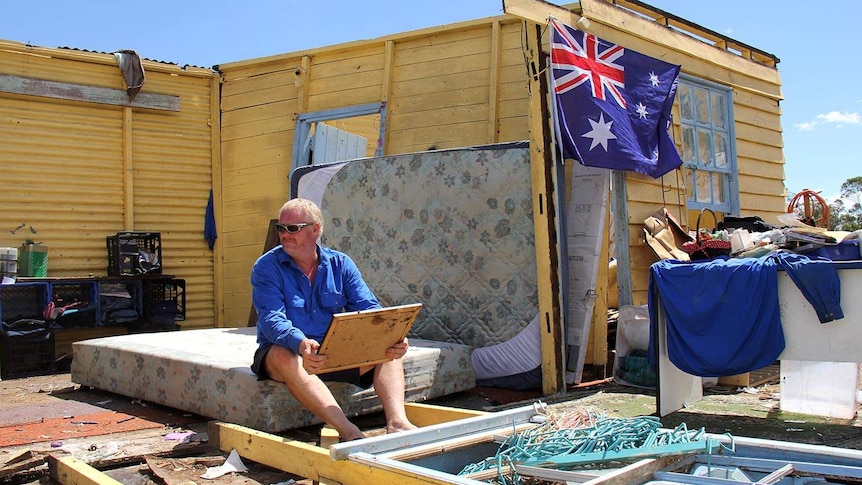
[70,327,475,432]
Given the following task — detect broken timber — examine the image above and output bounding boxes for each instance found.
[0,73,180,111]
[48,454,123,485]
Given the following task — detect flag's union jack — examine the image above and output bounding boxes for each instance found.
[550,18,627,108]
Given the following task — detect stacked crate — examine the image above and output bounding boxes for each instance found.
[106,232,162,276]
[142,278,185,330]
[0,282,54,379]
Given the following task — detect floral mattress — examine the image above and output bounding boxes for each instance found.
[293,142,541,382]
[70,327,474,432]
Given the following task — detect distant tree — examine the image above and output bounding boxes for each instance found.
[829,176,862,231]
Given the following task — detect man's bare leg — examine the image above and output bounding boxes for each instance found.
[265,346,364,441]
[371,360,418,434]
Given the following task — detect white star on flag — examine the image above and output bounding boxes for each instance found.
[581,113,617,151]
[636,102,648,119]
[649,71,660,86]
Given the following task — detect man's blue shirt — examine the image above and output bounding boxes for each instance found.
[251,244,380,354]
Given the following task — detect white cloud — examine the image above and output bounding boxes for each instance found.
[794,111,862,131]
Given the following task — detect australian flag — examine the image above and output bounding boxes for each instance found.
[550,18,683,178]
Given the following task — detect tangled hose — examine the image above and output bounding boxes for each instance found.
[787,189,830,228]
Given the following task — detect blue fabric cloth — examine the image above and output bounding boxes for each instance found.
[772,252,843,323]
[251,244,380,354]
[205,189,217,249]
[648,256,786,377]
[648,252,844,377]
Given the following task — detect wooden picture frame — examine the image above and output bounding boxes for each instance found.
[317,303,423,373]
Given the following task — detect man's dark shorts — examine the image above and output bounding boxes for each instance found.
[252,343,374,389]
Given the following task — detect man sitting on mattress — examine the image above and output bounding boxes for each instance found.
[250,198,417,440]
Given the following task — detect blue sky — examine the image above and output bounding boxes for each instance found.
[3,1,859,201]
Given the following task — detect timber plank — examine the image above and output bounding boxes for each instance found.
[208,422,458,485]
[0,73,179,111]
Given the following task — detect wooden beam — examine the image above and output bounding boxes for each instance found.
[122,107,134,230]
[580,454,689,485]
[207,421,458,485]
[588,201,610,370]
[523,17,565,395]
[502,0,576,25]
[487,20,501,143]
[381,41,395,155]
[0,73,179,111]
[210,73,225,328]
[48,454,123,485]
[403,402,486,427]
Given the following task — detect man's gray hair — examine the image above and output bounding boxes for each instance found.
[280,198,324,238]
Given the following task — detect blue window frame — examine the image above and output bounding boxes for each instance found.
[678,77,738,214]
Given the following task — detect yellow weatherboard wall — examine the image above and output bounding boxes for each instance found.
[0,0,786,372]
[216,0,784,328]
[0,40,218,330]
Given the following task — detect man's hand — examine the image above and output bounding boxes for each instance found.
[385,338,409,360]
[298,338,328,375]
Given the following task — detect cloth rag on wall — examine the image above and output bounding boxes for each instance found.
[647,252,844,377]
[205,189,217,249]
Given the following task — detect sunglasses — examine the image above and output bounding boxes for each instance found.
[275,222,313,234]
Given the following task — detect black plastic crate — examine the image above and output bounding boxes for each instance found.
[1,323,55,379]
[99,279,143,327]
[106,231,162,276]
[0,282,50,323]
[143,278,185,327]
[48,280,100,327]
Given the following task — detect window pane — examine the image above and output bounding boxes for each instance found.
[715,132,728,168]
[697,129,714,166]
[679,84,692,121]
[682,126,696,163]
[695,170,712,203]
[712,173,726,204]
[694,86,710,124]
[687,167,695,197]
[711,91,726,129]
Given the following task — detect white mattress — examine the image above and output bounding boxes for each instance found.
[71,327,475,432]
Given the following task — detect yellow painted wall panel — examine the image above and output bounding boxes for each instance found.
[736,140,784,165]
[221,131,293,157]
[222,146,293,173]
[216,3,785,336]
[390,74,490,101]
[306,70,385,96]
[497,116,530,142]
[0,43,217,330]
[221,116,296,143]
[305,86,383,112]
[310,51,386,81]
[222,84,297,112]
[221,101,297,130]
[734,104,782,133]
[393,27,493,65]
[390,52,492,84]
[390,86,488,115]
[497,98,529,120]
[734,121,783,147]
[221,70,297,97]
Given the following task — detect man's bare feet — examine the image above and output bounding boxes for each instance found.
[386,419,418,434]
[339,422,366,441]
